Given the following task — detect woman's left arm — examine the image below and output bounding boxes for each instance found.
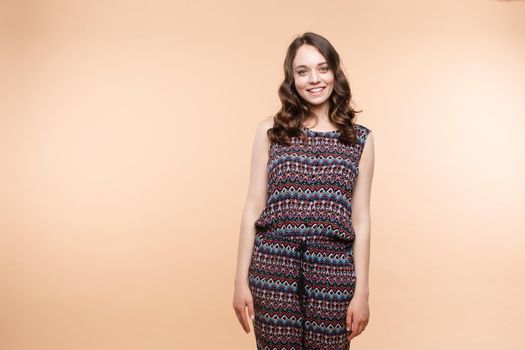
[346,131,375,340]
[351,131,375,299]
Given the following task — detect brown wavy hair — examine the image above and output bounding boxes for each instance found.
[267,32,363,146]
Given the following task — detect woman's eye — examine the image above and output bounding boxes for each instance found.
[298,70,307,75]
[320,66,329,72]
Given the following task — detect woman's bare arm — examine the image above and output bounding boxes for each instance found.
[350,131,375,300]
[234,116,274,287]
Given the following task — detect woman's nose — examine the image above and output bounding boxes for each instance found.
[309,71,321,83]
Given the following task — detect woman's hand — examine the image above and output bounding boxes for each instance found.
[233,281,255,333]
[346,294,370,341]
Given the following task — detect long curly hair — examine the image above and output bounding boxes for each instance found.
[267,32,363,146]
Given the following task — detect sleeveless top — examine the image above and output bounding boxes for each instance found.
[254,123,372,243]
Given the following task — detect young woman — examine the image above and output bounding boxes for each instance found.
[233,32,375,350]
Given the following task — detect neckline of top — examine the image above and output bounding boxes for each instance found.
[301,126,341,134]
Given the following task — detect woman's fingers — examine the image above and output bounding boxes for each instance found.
[233,301,251,333]
[347,319,365,340]
[346,310,361,341]
[233,286,255,333]
[247,300,255,322]
[235,307,249,333]
[359,322,366,334]
[346,311,353,334]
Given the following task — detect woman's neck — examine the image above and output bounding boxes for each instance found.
[305,102,332,126]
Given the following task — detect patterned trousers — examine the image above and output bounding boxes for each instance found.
[248,231,356,350]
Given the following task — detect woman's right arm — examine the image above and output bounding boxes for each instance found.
[234,116,273,287]
[232,116,273,333]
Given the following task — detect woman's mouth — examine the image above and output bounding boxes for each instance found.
[306,86,325,96]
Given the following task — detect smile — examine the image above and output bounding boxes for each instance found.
[306,86,326,95]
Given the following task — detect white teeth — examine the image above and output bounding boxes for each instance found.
[308,87,324,92]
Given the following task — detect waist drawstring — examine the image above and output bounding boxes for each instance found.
[297,238,307,295]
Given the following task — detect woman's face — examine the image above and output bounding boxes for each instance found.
[292,44,335,107]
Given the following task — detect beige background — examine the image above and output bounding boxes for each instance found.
[1,0,524,349]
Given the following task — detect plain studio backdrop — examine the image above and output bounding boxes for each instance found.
[0,1,524,349]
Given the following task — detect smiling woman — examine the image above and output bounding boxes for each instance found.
[233,32,374,350]
[264,32,365,146]
[294,50,334,103]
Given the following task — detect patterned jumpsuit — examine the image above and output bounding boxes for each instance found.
[248,123,372,350]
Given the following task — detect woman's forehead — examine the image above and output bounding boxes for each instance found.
[293,46,326,68]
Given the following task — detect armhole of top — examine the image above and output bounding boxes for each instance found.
[361,126,372,145]
[356,125,372,173]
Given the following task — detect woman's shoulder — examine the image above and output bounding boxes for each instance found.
[259,115,275,131]
[252,116,275,150]
[353,122,371,133]
[352,122,372,144]
[254,115,275,137]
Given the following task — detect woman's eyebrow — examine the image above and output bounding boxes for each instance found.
[295,62,328,69]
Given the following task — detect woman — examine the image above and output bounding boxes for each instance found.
[233,32,374,350]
